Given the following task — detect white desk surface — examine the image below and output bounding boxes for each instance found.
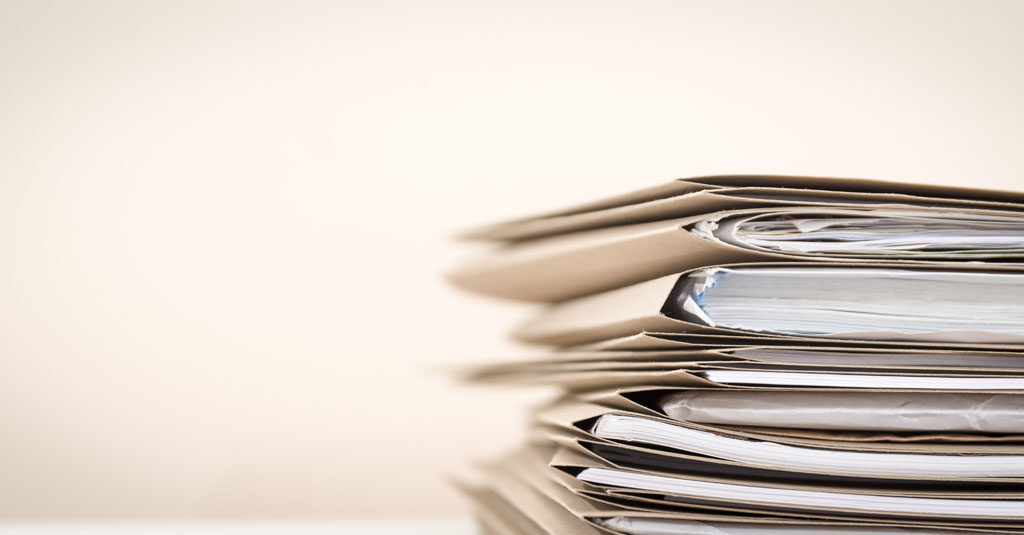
[0,518,475,534]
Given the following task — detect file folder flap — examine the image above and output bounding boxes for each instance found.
[469,367,718,391]
[514,273,688,346]
[535,399,1024,454]
[451,206,1024,302]
[565,332,1002,351]
[460,175,1024,242]
[686,175,1024,201]
[493,446,647,522]
[484,367,1024,393]
[462,349,1024,389]
[450,214,757,302]
[479,454,607,535]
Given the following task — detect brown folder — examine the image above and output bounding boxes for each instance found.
[460,175,1024,242]
[452,205,1024,302]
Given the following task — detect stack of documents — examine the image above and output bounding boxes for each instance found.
[449,175,1024,535]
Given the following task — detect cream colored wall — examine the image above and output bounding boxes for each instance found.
[1,0,1023,518]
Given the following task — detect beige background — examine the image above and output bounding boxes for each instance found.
[1,0,1023,518]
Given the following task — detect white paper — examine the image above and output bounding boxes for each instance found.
[673,267,1024,342]
[592,414,1024,478]
[701,370,1024,390]
[660,390,1024,432]
[600,517,965,535]
[696,208,1024,259]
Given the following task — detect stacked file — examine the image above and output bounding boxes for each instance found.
[449,175,1024,535]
